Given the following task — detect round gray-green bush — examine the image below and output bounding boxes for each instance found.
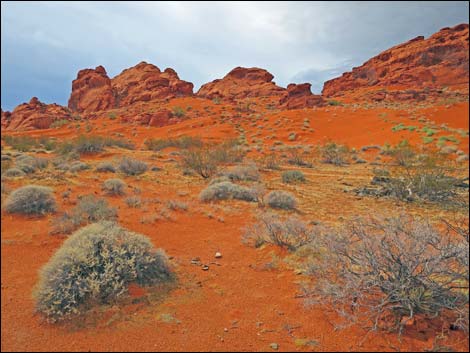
[5,185,56,215]
[34,221,172,320]
[265,190,297,210]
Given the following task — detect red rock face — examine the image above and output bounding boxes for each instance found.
[111,62,193,107]
[197,67,285,100]
[323,23,469,98]
[68,65,115,113]
[2,97,72,131]
[279,83,325,109]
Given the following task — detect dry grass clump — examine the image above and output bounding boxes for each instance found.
[35,221,172,321]
[4,185,56,215]
[96,161,116,173]
[199,181,258,202]
[320,142,349,165]
[51,195,117,234]
[145,136,203,151]
[220,163,260,182]
[118,157,148,176]
[102,178,126,196]
[243,213,317,251]
[264,190,297,210]
[282,170,305,184]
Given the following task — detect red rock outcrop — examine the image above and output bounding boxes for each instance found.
[68,65,115,113]
[111,62,193,107]
[323,23,469,98]
[279,83,325,109]
[197,67,285,100]
[2,97,72,131]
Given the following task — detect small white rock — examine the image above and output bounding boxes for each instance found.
[215,252,222,259]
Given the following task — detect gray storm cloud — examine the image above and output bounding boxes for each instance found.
[1,1,468,110]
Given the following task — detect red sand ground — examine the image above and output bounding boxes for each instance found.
[1,98,469,351]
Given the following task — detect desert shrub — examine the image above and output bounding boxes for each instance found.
[51,195,117,235]
[2,168,26,178]
[102,178,126,196]
[125,196,142,208]
[264,190,297,210]
[199,181,257,202]
[73,135,106,154]
[118,157,148,176]
[172,106,186,117]
[221,164,260,182]
[320,143,349,166]
[243,213,317,251]
[15,155,48,173]
[307,215,469,333]
[3,135,38,152]
[166,200,188,211]
[359,155,465,205]
[96,161,116,173]
[390,140,416,166]
[35,221,172,321]
[287,149,312,167]
[181,148,218,179]
[282,170,305,183]
[327,100,343,106]
[4,185,56,215]
[263,153,281,170]
[69,161,90,173]
[209,176,231,185]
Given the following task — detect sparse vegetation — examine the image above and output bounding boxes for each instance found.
[320,142,349,166]
[35,221,172,321]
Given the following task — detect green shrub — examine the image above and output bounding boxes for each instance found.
[265,190,297,210]
[145,136,202,151]
[282,170,305,183]
[5,185,56,215]
[50,119,70,129]
[119,157,148,176]
[199,181,257,202]
[172,106,186,117]
[102,178,126,196]
[35,221,172,321]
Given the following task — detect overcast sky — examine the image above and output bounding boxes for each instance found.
[1,1,469,111]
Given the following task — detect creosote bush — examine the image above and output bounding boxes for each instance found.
[102,178,126,196]
[5,185,56,215]
[35,221,172,321]
[265,190,297,210]
[119,157,148,176]
[307,215,469,333]
[221,164,260,182]
[199,181,257,202]
[282,170,305,183]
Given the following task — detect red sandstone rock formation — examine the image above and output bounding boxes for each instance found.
[279,83,325,109]
[322,23,469,98]
[68,65,115,113]
[197,67,285,100]
[111,62,193,107]
[2,97,72,131]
